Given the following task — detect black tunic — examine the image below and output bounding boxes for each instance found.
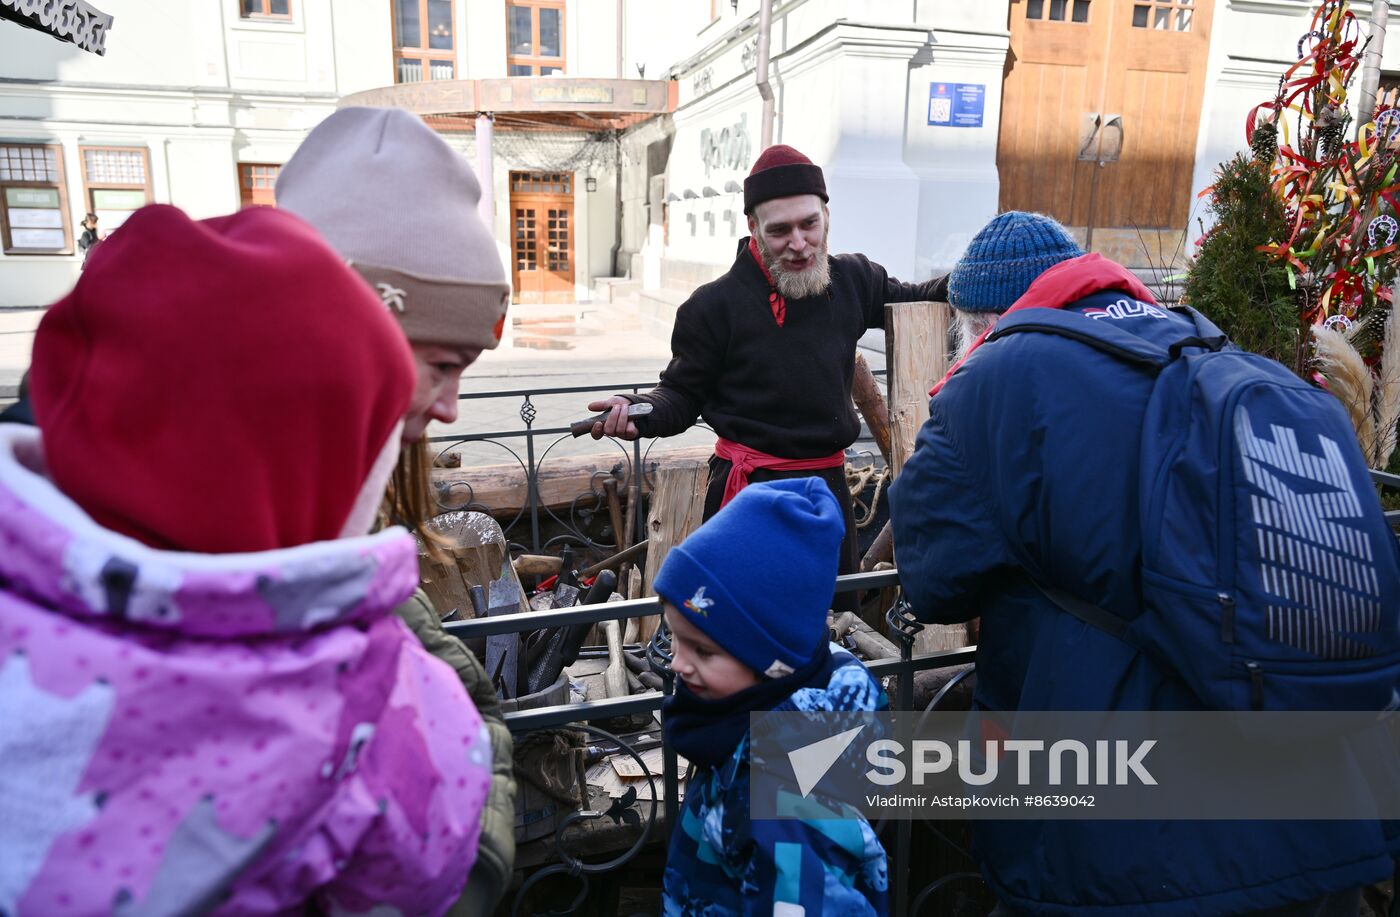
[624,239,945,607]
[627,238,946,457]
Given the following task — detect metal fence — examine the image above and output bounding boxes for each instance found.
[434,380,1400,914]
[433,376,886,557]
[446,568,981,917]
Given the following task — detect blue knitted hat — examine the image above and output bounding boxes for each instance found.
[948,211,1083,313]
[653,478,844,678]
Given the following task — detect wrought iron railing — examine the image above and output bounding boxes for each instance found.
[433,376,886,556]
[447,568,983,916]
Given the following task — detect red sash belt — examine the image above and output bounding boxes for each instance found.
[714,437,845,508]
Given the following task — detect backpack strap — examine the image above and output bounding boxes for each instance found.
[987,308,1172,371]
[1030,580,1131,641]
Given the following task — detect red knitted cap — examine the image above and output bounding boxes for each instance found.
[32,204,416,554]
[748,144,813,173]
[744,144,828,214]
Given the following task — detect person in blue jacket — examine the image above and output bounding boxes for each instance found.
[888,211,1398,916]
[655,478,889,916]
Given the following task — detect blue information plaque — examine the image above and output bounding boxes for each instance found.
[928,82,985,128]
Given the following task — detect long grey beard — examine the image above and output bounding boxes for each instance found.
[954,310,998,362]
[760,243,833,300]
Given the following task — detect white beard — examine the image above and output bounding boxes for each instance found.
[954,310,998,362]
[758,236,833,300]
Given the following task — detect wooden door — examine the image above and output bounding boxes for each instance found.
[510,171,575,304]
[238,163,280,208]
[997,0,1214,261]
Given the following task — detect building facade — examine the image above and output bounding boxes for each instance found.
[2,0,1396,309]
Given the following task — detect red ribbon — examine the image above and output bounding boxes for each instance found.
[747,237,786,327]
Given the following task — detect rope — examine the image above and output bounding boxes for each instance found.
[846,464,888,530]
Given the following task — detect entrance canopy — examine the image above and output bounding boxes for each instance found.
[0,0,113,55]
[339,77,676,131]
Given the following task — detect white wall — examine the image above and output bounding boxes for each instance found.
[658,0,1008,281]
[0,0,389,307]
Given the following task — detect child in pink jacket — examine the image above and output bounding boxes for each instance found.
[0,204,492,916]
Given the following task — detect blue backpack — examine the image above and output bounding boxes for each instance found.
[988,304,1400,713]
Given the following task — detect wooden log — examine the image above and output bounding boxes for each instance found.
[884,300,968,651]
[852,352,892,466]
[638,461,711,643]
[417,510,531,619]
[884,301,951,477]
[432,444,715,520]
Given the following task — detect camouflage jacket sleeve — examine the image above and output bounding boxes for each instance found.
[396,588,517,914]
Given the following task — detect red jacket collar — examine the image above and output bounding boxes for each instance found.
[929,254,1155,396]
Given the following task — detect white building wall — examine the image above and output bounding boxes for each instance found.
[0,0,387,307]
[657,0,1008,286]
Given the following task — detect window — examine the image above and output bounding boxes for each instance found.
[80,147,152,235]
[506,1,565,76]
[239,163,281,208]
[1025,0,1091,21]
[393,0,455,84]
[1131,0,1193,31]
[241,0,292,19]
[0,143,72,255]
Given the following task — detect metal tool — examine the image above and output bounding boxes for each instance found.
[569,402,653,437]
[483,577,522,700]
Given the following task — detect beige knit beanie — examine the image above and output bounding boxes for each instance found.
[276,106,511,351]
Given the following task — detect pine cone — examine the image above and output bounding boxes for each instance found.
[1251,121,1279,165]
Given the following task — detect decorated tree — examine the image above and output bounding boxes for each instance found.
[1187,0,1400,470]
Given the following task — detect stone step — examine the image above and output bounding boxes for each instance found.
[637,288,690,340]
[591,276,641,304]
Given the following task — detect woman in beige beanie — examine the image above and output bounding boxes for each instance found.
[277,105,516,915]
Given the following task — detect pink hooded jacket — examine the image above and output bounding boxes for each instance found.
[0,425,492,916]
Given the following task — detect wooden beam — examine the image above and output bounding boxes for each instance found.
[885,300,951,478]
[432,444,715,520]
[884,300,968,652]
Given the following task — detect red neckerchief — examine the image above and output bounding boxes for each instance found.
[929,253,1159,396]
[747,237,786,327]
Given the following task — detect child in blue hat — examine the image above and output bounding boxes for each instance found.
[654,478,889,916]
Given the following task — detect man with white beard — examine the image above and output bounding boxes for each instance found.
[942,211,1084,365]
[587,145,945,597]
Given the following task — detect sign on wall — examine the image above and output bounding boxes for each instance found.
[0,0,114,56]
[928,83,985,129]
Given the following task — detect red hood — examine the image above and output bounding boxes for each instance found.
[929,253,1155,396]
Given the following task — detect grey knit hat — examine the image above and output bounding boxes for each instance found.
[276,106,511,351]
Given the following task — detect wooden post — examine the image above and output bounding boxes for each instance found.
[637,461,711,643]
[883,300,969,652]
[885,301,950,477]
